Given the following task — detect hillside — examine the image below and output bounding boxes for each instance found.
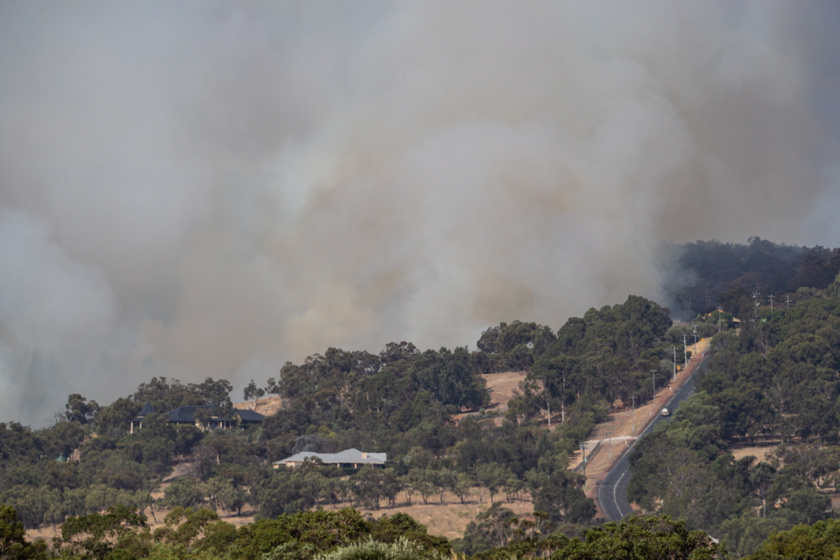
[15,283,840,558]
[626,291,840,557]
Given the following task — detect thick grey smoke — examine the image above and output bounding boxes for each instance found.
[1,1,838,426]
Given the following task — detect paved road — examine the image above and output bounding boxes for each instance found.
[597,356,708,520]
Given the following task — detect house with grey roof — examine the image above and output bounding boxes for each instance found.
[273,448,387,469]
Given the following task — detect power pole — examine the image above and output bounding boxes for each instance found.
[580,442,587,477]
[785,294,791,310]
[682,334,688,369]
[651,370,657,401]
[693,324,698,347]
[753,290,761,318]
[768,294,774,313]
[672,347,677,381]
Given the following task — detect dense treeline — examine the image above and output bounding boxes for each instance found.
[1,504,726,560]
[669,237,840,317]
[628,286,840,556]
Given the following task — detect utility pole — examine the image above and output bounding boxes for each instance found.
[672,347,677,381]
[682,334,688,369]
[651,370,657,402]
[768,294,774,313]
[693,324,698,347]
[753,290,761,318]
[580,442,586,477]
[785,294,791,310]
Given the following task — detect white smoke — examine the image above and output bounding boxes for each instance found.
[1,1,838,425]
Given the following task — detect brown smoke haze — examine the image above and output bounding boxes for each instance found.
[1,1,839,426]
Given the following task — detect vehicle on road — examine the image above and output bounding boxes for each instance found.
[660,407,671,417]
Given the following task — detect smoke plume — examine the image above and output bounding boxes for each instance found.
[1,1,839,425]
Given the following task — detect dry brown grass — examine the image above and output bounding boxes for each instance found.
[232,395,284,416]
[729,444,777,463]
[27,491,531,544]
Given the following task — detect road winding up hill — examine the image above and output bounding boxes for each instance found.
[566,338,711,520]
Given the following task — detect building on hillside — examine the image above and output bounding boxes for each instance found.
[167,405,230,430]
[231,408,266,427]
[273,448,387,469]
[130,402,155,434]
[130,404,266,432]
[167,405,265,430]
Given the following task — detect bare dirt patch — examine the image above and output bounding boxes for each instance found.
[340,488,533,541]
[27,492,531,545]
[454,371,527,425]
[729,445,777,464]
[233,395,283,416]
[481,371,527,413]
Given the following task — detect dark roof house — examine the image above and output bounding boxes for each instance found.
[167,405,229,429]
[131,403,266,432]
[166,405,265,430]
[231,408,266,426]
[130,403,155,434]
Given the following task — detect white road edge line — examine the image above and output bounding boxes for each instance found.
[613,470,627,517]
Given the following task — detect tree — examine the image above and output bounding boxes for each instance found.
[57,506,149,560]
[93,397,140,436]
[528,355,577,426]
[153,507,221,549]
[64,393,99,425]
[191,377,233,415]
[244,379,265,402]
[214,478,248,515]
[474,463,508,504]
[564,515,723,560]
[317,537,451,560]
[163,477,204,510]
[0,505,47,559]
[40,420,85,458]
[527,454,594,525]
[457,503,518,554]
[748,518,840,559]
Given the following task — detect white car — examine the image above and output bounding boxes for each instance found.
[660,408,671,417]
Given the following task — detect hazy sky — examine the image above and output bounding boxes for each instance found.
[2,1,839,426]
